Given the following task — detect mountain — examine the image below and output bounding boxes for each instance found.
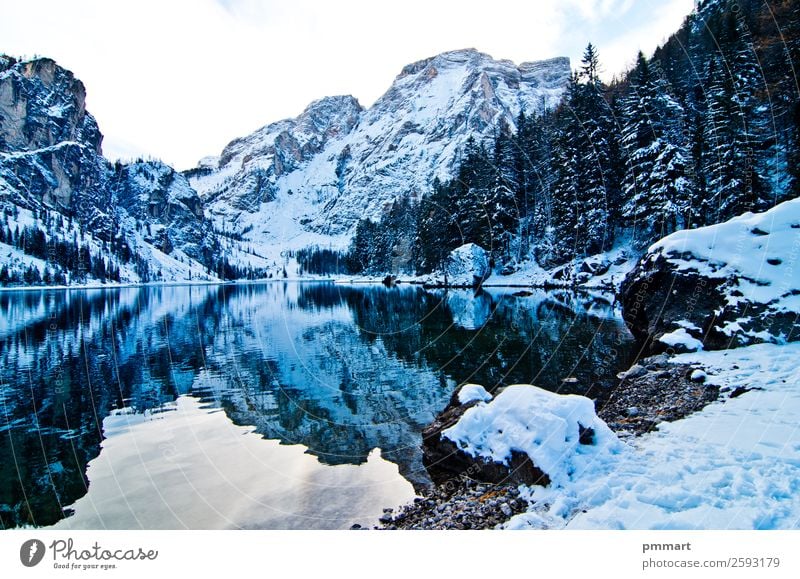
[346,0,799,281]
[0,56,110,233]
[189,49,571,258]
[0,55,228,285]
[1,0,796,288]
[0,49,570,286]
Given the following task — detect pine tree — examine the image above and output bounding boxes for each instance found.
[544,46,621,264]
[547,81,581,265]
[573,43,620,254]
[489,126,520,260]
[453,137,493,249]
[514,110,553,258]
[414,179,459,273]
[620,52,691,246]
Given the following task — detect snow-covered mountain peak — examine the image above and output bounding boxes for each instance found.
[398,48,490,76]
[190,49,571,252]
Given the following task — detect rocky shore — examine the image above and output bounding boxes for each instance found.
[376,354,721,530]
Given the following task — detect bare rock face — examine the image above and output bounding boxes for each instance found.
[189,49,571,249]
[620,253,726,353]
[0,57,102,153]
[0,56,109,232]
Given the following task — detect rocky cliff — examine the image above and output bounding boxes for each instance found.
[0,56,111,235]
[0,56,222,284]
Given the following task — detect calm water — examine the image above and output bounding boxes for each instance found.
[0,282,633,529]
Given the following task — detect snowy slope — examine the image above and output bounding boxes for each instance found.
[190,50,570,254]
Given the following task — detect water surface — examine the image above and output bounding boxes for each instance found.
[0,282,633,529]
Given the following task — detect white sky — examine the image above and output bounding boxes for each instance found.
[1,0,695,169]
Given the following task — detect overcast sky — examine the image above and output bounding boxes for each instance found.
[1,0,695,169]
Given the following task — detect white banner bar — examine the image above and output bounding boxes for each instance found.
[1,530,798,578]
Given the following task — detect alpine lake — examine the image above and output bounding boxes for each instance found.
[0,282,634,529]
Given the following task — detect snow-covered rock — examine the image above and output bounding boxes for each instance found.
[621,198,800,351]
[422,383,620,487]
[456,384,493,405]
[443,385,620,487]
[439,243,491,287]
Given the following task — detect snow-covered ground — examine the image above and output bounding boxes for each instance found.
[500,342,800,530]
[650,197,800,310]
[482,244,639,290]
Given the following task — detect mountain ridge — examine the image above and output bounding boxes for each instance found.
[188,49,571,261]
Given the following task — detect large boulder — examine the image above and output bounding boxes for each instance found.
[422,383,619,487]
[621,199,800,353]
[433,243,491,288]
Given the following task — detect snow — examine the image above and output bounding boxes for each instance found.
[489,243,639,291]
[443,384,622,487]
[502,342,800,530]
[0,140,85,161]
[457,384,493,405]
[690,369,707,382]
[658,327,704,351]
[675,319,701,331]
[650,197,800,309]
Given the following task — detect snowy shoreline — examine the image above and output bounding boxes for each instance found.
[381,342,800,531]
[0,277,341,293]
[379,353,722,530]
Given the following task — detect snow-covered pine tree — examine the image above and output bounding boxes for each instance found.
[544,45,622,265]
[547,73,581,266]
[453,137,493,249]
[514,110,553,260]
[489,125,520,261]
[414,178,458,273]
[572,43,620,255]
[620,52,691,247]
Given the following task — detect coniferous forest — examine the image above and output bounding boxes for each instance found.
[344,0,800,276]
